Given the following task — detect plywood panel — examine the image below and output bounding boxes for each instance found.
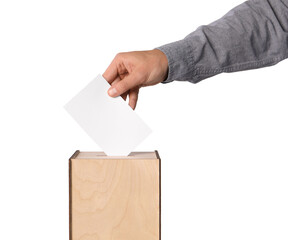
[70,151,160,240]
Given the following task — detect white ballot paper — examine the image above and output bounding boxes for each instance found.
[65,74,152,156]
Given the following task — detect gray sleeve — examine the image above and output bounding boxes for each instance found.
[157,0,288,83]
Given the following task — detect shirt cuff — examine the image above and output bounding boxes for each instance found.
[156,39,196,83]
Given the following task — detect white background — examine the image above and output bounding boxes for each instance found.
[1,0,287,239]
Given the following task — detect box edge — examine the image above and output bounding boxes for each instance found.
[155,150,161,240]
[69,150,80,240]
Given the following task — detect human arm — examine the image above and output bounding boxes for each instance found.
[104,0,288,108]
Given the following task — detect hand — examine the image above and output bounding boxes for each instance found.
[103,49,168,109]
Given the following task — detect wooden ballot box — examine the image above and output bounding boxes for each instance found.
[69,151,161,240]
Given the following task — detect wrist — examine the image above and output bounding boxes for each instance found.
[151,49,168,82]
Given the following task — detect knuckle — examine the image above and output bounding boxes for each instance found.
[115,52,124,59]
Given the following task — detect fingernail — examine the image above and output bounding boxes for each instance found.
[108,87,117,97]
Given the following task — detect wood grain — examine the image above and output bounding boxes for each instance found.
[70,151,160,240]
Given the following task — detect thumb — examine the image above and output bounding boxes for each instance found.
[108,74,140,97]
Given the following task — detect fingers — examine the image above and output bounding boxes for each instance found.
[108,74,138,108]
[111,76,121,86]
[111,77,137,107]
[103,58,118,84]
[103,53,129,84]
[108,74,140,97]
[110,77,128,101]
[122,92,128,101]
[129,88,139,110]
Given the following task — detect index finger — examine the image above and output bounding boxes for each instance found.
[108,74,139,97]
[103,59,118,84]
